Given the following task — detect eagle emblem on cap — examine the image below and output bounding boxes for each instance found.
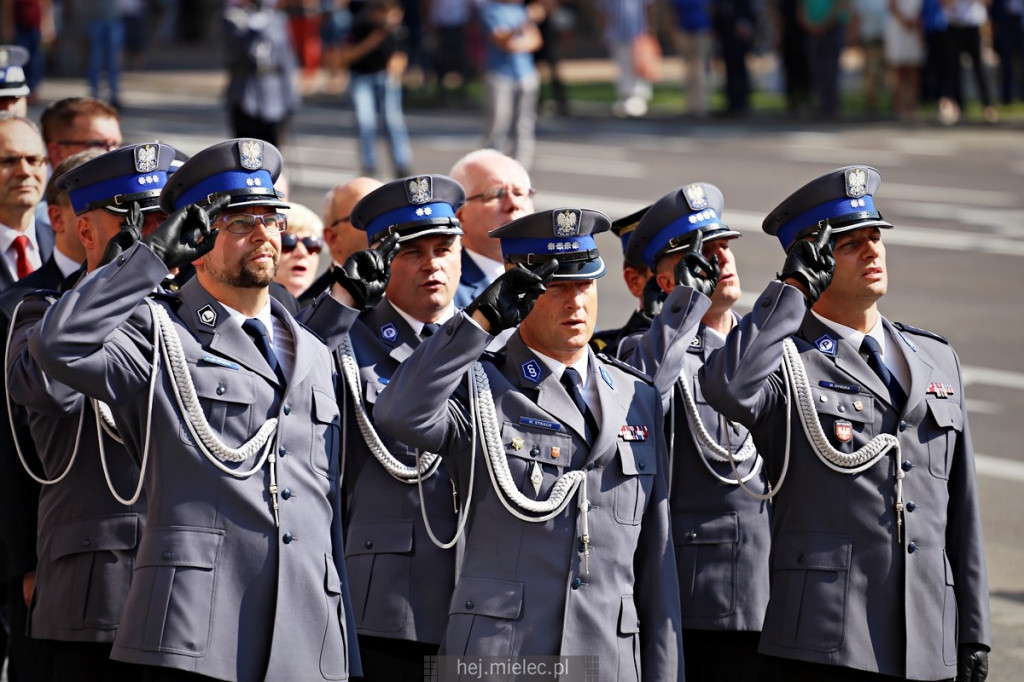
[554,209,580,237]
[683,184,708,211]
[134,144,158,173]
[846,168,868,198]
[239,139,264,170]
[406,176,432,204]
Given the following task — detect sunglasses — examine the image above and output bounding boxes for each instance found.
[281,233,323,254]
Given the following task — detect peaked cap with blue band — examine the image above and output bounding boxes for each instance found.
[611,204,650,267]
[0,45,29,98]
[625,183,739,270]
[490,208,610,280]
[350,174,465,245]
[57,142,178,216]
[158,138,288,214]
[763,165,893,251]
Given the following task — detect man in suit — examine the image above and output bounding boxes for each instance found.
[620,183,771,681]
[700,166,990,681]
[298,176,382,306]
[5,143,183,681]
[373,208,683,681]
[449,148,534,309]
[301,175,465,680]
[27,138,360,682]
[0,113,51,293]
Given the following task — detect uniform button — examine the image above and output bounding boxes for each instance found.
[797,553,805,564]
[671,304,681,313]
[899,420,908,432]
[278,446,287,457]
[117,255,127,265]
[571,578,582,590]
[216,384,226,395]
[907,542,917,554]
[283,404,292,415]
[902,460,914,472]
[465,600,475,610]
[586,462,595,471]
[530,446,540,458]
[161,551,172,561]
[686,530,697,541]
[761,298,771,308]
[283,532,294,544]
[837,405,846,412]
[81,539,91,548]
[637,459,646,471]
[364,540,373,550]
[906,501,916,512]
[281,488,292,500]
[578,540,586,552]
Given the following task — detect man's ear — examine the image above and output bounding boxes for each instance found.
[76,215,95,250]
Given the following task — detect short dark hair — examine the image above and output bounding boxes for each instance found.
[40,97,120,144]
[44,148,105,206]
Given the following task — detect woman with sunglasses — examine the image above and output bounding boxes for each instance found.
[275,202,324,297]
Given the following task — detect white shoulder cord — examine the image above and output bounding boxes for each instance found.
[94,401,125,444]
[337,334,442,483]
[677,374,762,485]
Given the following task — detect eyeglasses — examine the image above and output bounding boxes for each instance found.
[329,214,351,228]
[281,233,323,254]
[0,154,47,169]
[56,139,121,151]
[219,212,289,235]
[465,187,537,203]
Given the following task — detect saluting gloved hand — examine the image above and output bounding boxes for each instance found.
[143,195,230,271]
[956,644,989,682]
[333,232,399,310]
[465,259,559,334]
[640,274,665,318]
[778,223,835,305]
[98,201,144,267]
[674,231,720,299]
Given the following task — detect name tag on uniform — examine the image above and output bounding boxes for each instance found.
[819,380,860,394]
[201,353,241,371]
[520,416,561,431]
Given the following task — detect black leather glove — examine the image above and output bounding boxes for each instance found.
[98,201,144,267]
[464,260,559,333]
[956,644,989,682]
[641,274,665,318]
[778,223,835,305]
[143,195,230,271]
[332,232,399,310]
[673,231,720,299]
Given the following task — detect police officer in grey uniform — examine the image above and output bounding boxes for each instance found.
[5,143,182,682]
[300,175,465,680]
[620,183,771,682]
[373,208,683,681]
[700,166,990,682]
[28,139,360,682]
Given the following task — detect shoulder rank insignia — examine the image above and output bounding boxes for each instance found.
[815,334,837,356]
[893,321,949,345]
[379,322,399,343]
[197,304,217,327]
[521,359,543,384]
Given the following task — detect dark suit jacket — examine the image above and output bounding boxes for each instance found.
[0,222,55,293]
[453,250,492,310]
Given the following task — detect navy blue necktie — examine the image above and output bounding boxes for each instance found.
[860,336,905,408]
[561,367,599,440]
[421,322,440,339]
[243,318,284,384]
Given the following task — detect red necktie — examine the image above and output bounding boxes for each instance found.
[11,234,34,279]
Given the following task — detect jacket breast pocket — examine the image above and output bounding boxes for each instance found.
[614,441,656,526]
[925,399,963,480]
[345,521,413,632]
[444,576,523,658]
[48,514,140,630]
[673,511,738,618]
[500,421,573,499]
[178,364,258,447]
[814,389,874,452]
[118,526,224,657]
[761,532,852,653]
[311,387,341,477]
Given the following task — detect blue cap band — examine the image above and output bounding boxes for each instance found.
[618,232,632,255]
[641,209,720,268]
[69,171,168,214]
[501,234,598,260]
[176,169,276,210]
[363,202,457,241]
[776,195,878,250]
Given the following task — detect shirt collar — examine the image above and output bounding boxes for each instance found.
[811,310,888,359]
[388,299,456,337]
[221,301,275,342]
[53,248,82,278]
[0,221,38,253]
[531,347,590,388]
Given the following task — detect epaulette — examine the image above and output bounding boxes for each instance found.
[894,322,948,345]
[148,290,184,312]
[481,350,505,367]
[597,352,653,384]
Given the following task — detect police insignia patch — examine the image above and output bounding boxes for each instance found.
[683,183,708,211]
[134,144,158,173]
[521,359,543,384]
[553,209,581,237]
[406,176,432,204]
[197,304,217,327]
[380,322,399,343]
[835,420,854,442]
[239,139,264,170]
[846,168,868,198]
[815,334,837,356]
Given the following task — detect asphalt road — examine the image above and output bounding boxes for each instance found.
[16,70,1023,681]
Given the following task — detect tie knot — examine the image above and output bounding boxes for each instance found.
[12,234,29,250]
[421,322,440,338]
[242,317,270,339]
[860,335,882,357]
[561,367,582,388]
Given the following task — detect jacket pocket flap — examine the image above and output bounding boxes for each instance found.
[927,399,963,431]
[672,511,738,545]
[190,365,258,404]
[618,595,639,634]
[346,520,413,556]
[449,576,524,620]
[50,513,140,560]
[814,392,873,422]
[619,441,657,476]
[774,533,852,571]
[136,526,225,569]
[501,421,573,467]
[313,387,340,424]
[324,554,342,594]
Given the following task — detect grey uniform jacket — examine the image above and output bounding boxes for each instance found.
[699,281,990,680]
[7,290,144,643]
[373,312,683,682]
[620,286,771,633]
[300,294,457,644]
[28,243,360,681]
